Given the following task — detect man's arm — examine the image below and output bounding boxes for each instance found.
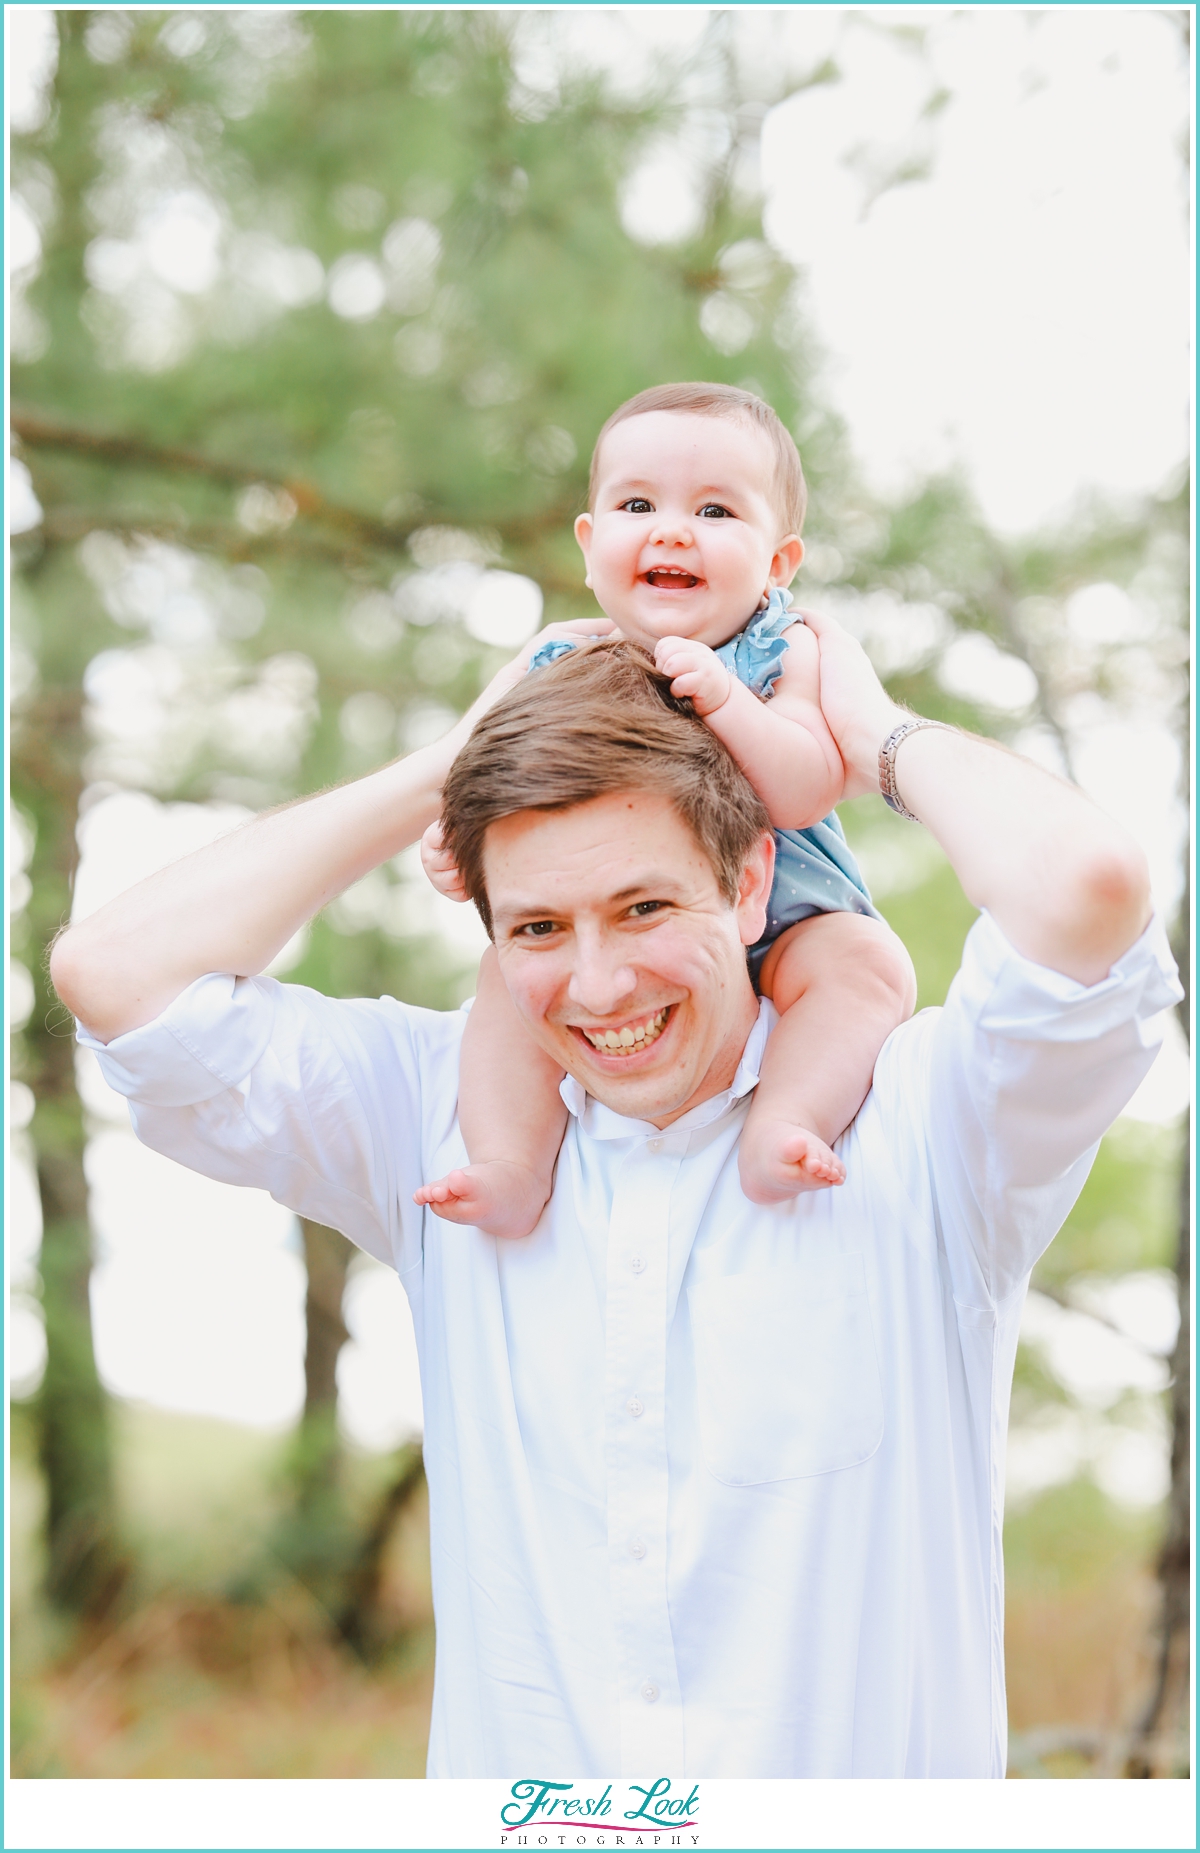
[802,611,1152,980]
[51,620,610,1042]
[53,740,453,1044]
[807,611,1178,1304]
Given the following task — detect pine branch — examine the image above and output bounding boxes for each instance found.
[12,408,577,556]
[23,505,588,601]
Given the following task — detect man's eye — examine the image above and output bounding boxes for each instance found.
[629,900,665,918]
[619,497,653,514]
[518,920,558,938]
[699,503,734,519]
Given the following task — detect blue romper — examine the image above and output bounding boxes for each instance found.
[527,588,880,989]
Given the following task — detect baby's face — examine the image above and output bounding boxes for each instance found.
[575,410,802,652]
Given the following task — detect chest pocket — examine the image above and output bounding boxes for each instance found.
[688,1252,884,1486]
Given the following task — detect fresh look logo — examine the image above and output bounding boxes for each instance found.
[499,1778,701,1846]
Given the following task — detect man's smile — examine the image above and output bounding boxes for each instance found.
[572,1003,672,1056]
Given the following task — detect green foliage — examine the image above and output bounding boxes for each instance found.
[1035,1119,1184,1290]
[1004,1476,1162,1596]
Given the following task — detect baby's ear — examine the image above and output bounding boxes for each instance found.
[772,534,804,586]
[574,511,594,574]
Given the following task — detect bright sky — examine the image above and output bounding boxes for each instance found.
[8,9,1191,1493]
[758,7,1190,530]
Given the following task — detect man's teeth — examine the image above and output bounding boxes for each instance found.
[583,1008,668,1052]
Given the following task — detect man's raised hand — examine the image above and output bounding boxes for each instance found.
[421,820,469,902]
[797,609,903,798]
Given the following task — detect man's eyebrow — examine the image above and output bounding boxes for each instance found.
[492,874,690,924]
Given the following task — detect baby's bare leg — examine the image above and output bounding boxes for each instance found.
[739,913,917,1205]
[413,945,567,1238]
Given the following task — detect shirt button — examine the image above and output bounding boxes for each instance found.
[629,1537,646,1559]
[630,1255,646,1273]
[648,1138,662,1153]
[641,1682,660,1704]
[626,1396,644,1418]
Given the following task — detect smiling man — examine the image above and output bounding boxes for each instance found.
[52,625,1179,1779]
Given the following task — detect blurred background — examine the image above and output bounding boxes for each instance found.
[8,7,1190,1783]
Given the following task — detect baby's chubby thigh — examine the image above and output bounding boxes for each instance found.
[756,911,916,1018]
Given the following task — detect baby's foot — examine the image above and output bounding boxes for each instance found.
[413,1160,551,1240]
[737,1117,847,1206]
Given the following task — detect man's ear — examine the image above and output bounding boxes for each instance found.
[736,832,775,947]
[574,512,594,588]
[770,535,804,589]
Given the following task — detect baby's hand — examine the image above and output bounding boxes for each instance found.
[654,636,731,718]
[420,821,469,903]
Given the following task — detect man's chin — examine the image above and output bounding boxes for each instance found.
[567,1063,693,1125]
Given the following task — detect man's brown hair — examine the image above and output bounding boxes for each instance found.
[587,382,807,536]
[441,640,771,936]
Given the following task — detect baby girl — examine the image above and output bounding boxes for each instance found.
[415,381,916,1236]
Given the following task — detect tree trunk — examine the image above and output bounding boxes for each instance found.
[338,1444,427,1659]
[270,1221,356,1604]
[14,684,125,1618]
[1126,870,1190,1776]
[294,1218,354,1513]
[33,1027,125,1617]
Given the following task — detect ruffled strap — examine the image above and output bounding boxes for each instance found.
[526,636,581,674]
[714,587,800,700]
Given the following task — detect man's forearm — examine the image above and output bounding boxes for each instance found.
[51,733,462,1043]
[802,610,1152,986]
[887,726,1151,985]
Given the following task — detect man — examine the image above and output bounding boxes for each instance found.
[52,616,1179,1778]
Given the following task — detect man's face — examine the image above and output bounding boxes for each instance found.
[574,410,803,652]
[484,789,773,1128]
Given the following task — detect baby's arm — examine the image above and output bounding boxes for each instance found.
[739,912,917,1203]
[655,623,843,829]
[414,945,568,1238]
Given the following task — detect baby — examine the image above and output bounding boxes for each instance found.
[415,381,916,1236]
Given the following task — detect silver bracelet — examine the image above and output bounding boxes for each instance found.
[878,718,953,822]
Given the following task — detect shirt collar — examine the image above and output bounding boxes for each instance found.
[558,998,778,1142]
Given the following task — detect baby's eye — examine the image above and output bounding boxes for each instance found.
[699,503,734,519]
[619,497,654,515]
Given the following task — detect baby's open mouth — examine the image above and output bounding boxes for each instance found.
[579,1006,670,1054]
[644,569,699,589]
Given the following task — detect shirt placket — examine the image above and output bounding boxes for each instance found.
[604,1130,685,1774]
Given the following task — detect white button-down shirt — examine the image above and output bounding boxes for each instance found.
[84,912,1180,1778]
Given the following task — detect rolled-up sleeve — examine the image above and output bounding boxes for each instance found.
[79,972,465,1274]
[873,910,1183,1308]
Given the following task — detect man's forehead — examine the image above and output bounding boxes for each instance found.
[482,791,716,907]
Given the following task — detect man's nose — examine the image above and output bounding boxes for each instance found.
[567,935,638,1017]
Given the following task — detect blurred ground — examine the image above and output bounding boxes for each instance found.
[10,1398,1174,1780]
[10,1401,434,1779]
